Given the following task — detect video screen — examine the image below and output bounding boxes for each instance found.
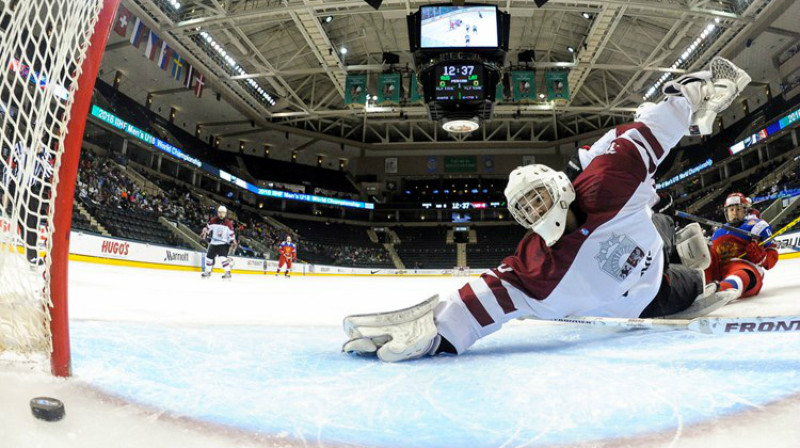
[452,212,472,223]
[434,64,485,101]
[420,5,498,49]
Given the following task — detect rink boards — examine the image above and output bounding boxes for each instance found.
[67,231,464,276]
[64,228,800,275]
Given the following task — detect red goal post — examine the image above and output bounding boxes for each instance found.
[0,0,120,377]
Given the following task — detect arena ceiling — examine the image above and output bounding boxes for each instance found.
[107,0,798,154]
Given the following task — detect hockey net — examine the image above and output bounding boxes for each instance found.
[0,0,118,376]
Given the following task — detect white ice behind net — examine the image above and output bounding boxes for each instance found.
[0,0,103,354]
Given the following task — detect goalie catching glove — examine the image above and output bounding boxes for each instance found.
[342,295,442,362]
[662,56,751,136]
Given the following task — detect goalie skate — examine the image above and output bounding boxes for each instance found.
[342,295,440,362]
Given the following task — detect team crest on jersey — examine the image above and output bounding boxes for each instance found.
[595,234,645,281]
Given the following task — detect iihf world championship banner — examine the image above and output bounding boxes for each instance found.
[511,70,535,102]
[378,73,401,104]
[345,74,368,105]
[546,70,570,100]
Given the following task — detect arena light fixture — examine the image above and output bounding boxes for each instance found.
[567,46,575,53]
[200,31,276,105]
[442,117,480,133]
[642,19,720,101]
[168,0,181,10]
[340,47,348,55]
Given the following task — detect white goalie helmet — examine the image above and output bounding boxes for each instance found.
[505,164,576,247]
[217,205,227,218]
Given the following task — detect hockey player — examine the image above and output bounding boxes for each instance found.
[276,236,297,277]
[343,57,752,362]
[704,192,778,298]
[200,205,237,279]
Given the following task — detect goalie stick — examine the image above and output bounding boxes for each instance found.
[553,315,800,335]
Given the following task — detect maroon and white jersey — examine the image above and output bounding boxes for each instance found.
[434,97,692,354]
[205,217,236,246]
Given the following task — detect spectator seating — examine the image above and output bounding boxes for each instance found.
[467,225,527,269]
[393,226,454,269]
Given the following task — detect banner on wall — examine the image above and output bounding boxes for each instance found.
[545,70,570,100]
[444,156,477,173]
[511,70,535,102]
[345,74,368,105]
[385,157,398,174]
[495,82,504,101]
[482,155,495,173]
[378,73,401,104]
[426,156,438,173]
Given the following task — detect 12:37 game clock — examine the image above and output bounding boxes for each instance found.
[434,64,485,101]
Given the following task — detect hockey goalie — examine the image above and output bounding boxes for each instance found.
[343,57,752,362]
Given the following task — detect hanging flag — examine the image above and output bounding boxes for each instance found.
[193,73,205,98]
[409,72,422,103]
[113,5,133,37]
[129,17,147,48]
[495,81,504,101]
[171,55,185,81]
[157,43,172,70]
[184,63,194,89]
[511,70,535,102]
[344,74,367,105]
[545,70,570,100]
[377,73,401,104]
[144,31,161,61]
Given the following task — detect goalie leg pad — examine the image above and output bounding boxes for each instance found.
[342,295,440,362]
[676,223,711,271]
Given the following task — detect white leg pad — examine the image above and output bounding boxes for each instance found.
[343,295,439,362]
[676,223,711,271]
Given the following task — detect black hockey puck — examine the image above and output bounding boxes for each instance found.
[30,397,65,422]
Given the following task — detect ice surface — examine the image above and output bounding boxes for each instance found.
[2,258,800,447]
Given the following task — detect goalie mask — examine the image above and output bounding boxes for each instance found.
[505,164,576,247]
[217,205,227,219]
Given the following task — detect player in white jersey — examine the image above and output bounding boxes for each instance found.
[342,57,752,362]
[200,205,237,279]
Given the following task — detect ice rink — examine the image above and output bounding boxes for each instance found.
[2,257,800,448]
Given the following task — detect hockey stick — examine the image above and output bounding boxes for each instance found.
[674,211,758,240]
[553,315,800,335]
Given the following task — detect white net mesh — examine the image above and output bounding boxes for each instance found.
[0,1,104,355]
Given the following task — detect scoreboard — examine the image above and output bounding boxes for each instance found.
[434,64,485,101]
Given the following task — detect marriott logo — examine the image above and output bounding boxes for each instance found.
[164,250,189,262]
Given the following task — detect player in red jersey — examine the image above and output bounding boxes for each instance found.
[704,193,778,298]
[341,57,751,362]
[276,236,297,277]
